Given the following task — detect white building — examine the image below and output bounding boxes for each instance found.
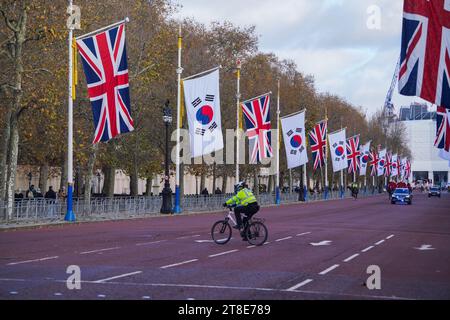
[399,103,450,186]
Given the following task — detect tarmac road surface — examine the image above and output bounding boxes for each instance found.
[1,192,449,300]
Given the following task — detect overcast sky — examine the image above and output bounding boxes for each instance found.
[173,0,430,116]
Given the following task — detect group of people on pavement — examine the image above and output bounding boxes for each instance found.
[14,185,66,202]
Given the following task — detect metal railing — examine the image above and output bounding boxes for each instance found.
[0,188,382,224]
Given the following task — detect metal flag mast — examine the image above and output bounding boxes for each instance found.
[236,60,241,185]
[324,109,329,199]
[65,0,75,222]
[174,25,183,214]
[275,79,281,205]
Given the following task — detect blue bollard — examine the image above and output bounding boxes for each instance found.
[64,185,76,222]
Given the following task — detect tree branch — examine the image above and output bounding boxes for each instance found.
[0,9,19,33]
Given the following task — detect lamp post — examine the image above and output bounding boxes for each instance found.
[160,100,173,214]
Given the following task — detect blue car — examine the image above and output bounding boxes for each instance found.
[391,188,412,205]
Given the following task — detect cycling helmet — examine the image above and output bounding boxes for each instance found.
[234,181,246,193]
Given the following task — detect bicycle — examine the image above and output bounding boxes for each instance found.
[211,206,268,246]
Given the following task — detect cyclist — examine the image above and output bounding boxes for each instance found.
[223,181,260,239]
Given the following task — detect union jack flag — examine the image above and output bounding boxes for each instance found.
[346,135,360,174]
[369,148,379,177]
[398,0,450,108]
[384,152,392,177]
[76,23,134,144]
[308,120,327,171]
[405,159,412,179]
[435,106,450,151]
[241,94,273,163]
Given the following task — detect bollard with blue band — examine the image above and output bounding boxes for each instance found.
[275,186,281,205]
[173,186,181,213]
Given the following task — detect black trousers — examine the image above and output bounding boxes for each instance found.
[234,203,259,227]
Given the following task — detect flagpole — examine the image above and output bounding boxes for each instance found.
[324,109,329,199]
[236,60,241,184]
[65,0,75,222]
[275,79,281,205]
[174,25,183,214]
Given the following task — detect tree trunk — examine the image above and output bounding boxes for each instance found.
[0,110,11,201]
[222,173,228,194]
[200,171,206,193]
[253,171,259,197]
[130,171,139,197]
[3,2,27,218]
[268,175,273,193]
[103,166,115,197]
[83,144,98,203]
[145,176,152,196]
[212,163,216,194]
[39,163,49,195]
[5,122,19,220]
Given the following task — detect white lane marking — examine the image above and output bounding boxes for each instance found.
[142,296,151,299]
[54,293,62,296]
[187,298,195,300]
[80,247,121,255]
[176,235,201,240]
[195,240,215,243]
[136,240,167,246]
[386,235,395,240]
[375,240,385,245]
[415,244,435,251]
[310,241,332,246]
[296,232,311,236]
[319,264,340,275]
[209,250,239,258]
[362,246,374,252]
[10,291,18,295]
[1,278,414,300]
[97,294,106,298]
[6,256,58,266]
[93,271,142,283]
[343,254,359,262]
[247,245,256,249]
[160,259,198,269]
[286,279,313,291]
[275,236,292,242]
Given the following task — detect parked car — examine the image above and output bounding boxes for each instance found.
[428,186,441,198]
[391,188,412,205]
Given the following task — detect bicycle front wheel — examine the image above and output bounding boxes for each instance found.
[245,221,268,246]
[211,220,232,245]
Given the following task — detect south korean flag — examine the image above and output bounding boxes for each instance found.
[183,69,223,158]
[281,110,308,169]
[328,128,348,172]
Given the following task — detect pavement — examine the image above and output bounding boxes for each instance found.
[0,192,449,300]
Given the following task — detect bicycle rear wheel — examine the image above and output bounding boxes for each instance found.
[245,221,268,246]
[211,220,232,245]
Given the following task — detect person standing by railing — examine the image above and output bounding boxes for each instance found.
[45,186,57,218]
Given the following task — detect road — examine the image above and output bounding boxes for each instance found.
[1,192,449,300]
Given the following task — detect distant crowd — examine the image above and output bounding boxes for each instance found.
[14,185,66,202]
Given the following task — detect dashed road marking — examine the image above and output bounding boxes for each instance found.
[7,256,59,266]
[54,293,62,296]
[319,264,340,275]
[343,254,360,262]
[94,271,142,283]
[247,245,256,249]
[97,294,106,298]
[80,247,121,255]
[375,240,385,245]
[386,235,395,240]
[9,291,18,295]
[136,240,167,246]
[160,259,198,269]
[275,236,292,242]
[296,232,312,236]
[142,296,151,299]
[286,279,313,291]
[209,250,239,258]
[176,235,201,240]
[263,242,271,246]
[362,246,374,253]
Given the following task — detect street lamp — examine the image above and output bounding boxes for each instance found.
[160,100,173,214]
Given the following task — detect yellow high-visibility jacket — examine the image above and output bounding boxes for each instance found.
[226,188,257,207]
